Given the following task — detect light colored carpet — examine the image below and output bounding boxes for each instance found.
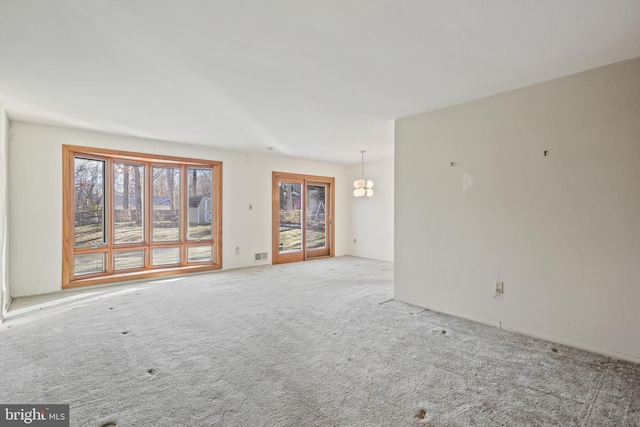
[1,256,638,426]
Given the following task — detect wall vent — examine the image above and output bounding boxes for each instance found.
[255,252,268,261]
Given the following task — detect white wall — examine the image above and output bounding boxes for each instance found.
[395,57,640,363]
[9,122,355,297]
[347,157,394,262]
[0,102,9,318]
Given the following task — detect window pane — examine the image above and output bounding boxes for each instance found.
[114,163,144,244]
[74,157,105,248]
[278,182,302,252]
[306,185,327,249]
[187,245,212,263]
[187,168,213,241]
[152,247,180,266]
[74,253,105,276]
[114,250,145,270]
[152,167,181,241]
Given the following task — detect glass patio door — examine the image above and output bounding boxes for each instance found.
[305,182,330,258]
[272,173,334,264]
[275,178,305,263]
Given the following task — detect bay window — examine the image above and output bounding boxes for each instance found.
[62,145,222,288]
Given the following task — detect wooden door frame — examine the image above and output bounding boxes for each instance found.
[272,172,335,264]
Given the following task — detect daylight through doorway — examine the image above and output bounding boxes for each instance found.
[272,172,334,264]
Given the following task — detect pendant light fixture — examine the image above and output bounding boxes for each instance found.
[353,150,374,197]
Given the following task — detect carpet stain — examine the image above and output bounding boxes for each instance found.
[416,408,426,419]
[121,331,130,335]
[442,330,447,335]
[552,348,558,353]
[109,307,113,310]
[147,369,156,375]
[101,422,117,427]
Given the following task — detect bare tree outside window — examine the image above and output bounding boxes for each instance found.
[73,157,105,248]
[152,166,181,242]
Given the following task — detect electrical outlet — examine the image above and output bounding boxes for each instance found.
[235,246,240,255]
[495,281,504,295]
[354,238,357,244]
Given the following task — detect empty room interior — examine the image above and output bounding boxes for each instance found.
[1,1,639,426]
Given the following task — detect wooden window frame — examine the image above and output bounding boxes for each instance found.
[63,145,222,288]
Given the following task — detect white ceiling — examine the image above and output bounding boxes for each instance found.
[1,1,639,164]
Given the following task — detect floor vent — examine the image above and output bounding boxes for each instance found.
[254,252,268,261]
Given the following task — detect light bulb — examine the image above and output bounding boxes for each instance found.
[356,187,366,197]
[357,179,366,188]
[366,189,374,197]
[353,180,360,188]
[367,180,374,188]
[353,189,360,196]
